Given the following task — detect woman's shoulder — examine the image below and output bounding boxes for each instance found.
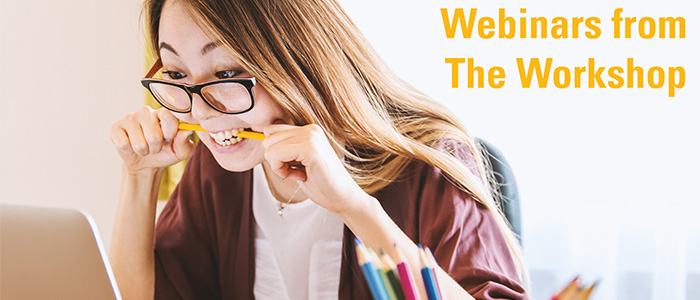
[391,139,483,190]
[371,143,485,236]
[375,144,527,299]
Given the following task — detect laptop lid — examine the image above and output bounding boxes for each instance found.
[0,204,122,300]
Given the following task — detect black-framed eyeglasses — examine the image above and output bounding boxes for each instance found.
[140,58,256,114]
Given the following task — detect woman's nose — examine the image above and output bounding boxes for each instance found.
[190,93,219,121]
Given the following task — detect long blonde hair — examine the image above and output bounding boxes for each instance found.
[145,0,528,284]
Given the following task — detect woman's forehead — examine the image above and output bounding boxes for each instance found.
[158,2,221,56]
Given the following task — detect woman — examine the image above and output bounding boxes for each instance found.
[109,0,529,299]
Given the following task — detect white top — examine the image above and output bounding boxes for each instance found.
[252,164,344,300]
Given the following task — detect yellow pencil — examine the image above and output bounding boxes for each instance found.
[177,122,205,132]
[177,122,266,140]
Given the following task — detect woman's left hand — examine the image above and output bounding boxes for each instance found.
[263,123,367,214]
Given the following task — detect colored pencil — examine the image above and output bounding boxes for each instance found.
[419,248,442,300]
[177,122,206,132]
[423,247,444,299]
[413,244,429,300]
[395,260,419,300]
[380,251,406,300]
[355,240,390,300]
[551,276,581,300]
[369,248,400,300]
[178,122,265,140]
[571,281,598,300]
[392,243,419,300]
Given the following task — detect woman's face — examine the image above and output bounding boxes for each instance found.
[158,0,289,171]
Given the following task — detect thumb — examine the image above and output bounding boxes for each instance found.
[172,130,195,160]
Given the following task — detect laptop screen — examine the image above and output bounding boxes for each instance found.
[0,204,122,300]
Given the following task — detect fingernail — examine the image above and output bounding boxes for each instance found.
[165,138,173,142]
[278,175,285,180]
[295,179,304,183]
[188,131,194,136]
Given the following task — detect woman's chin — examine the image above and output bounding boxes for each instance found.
[215,158,258,172]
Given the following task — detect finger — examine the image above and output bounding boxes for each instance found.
[157,108,179,141]
[262,123,298,145]
[172,130,195,161]
[263,123,296,134]
[265,124,327,148]
[110,122,135,155]
[262,129,313,154]
[138,110,165,155]
[264,141,310,178]
[118,116,150,156]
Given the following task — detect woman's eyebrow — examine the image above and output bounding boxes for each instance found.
[159,42,178,56]
[158,41,219,56]
[201,41,219,55]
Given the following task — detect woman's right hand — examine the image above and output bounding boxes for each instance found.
[110,106,195,173]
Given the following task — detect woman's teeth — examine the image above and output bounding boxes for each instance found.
[210,128,246,146]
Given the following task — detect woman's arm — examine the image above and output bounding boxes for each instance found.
[109,106,195,300]
[262,124,476,299]
[109,167,162,300]
[339,192,475,300]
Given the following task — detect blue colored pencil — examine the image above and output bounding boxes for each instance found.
[423,247,444,298]
[355,239,390,300]
[419,248,442,300]
[369,248,400,300]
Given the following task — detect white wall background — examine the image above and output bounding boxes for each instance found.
[0,0,143,253]
[338,1,699,299]
[1,0,698,299]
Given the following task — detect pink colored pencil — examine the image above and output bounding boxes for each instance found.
[392,243,421,300]
[396,261,419,300]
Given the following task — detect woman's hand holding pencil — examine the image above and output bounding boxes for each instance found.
[110,107,195,172]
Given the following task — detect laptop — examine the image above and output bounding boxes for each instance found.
[0,204,122,300]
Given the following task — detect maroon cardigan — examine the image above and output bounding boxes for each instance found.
[153,143,528,299]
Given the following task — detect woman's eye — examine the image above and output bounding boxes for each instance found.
[215,70,238,79]
[163,71,187,80]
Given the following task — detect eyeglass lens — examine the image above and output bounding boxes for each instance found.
[149,82,252,113]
